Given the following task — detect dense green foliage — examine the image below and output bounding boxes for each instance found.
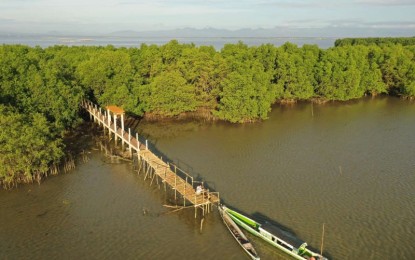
[1,41,415,185]
[335,37,415,47]
[0,105,64,184]
[0,45,85,187]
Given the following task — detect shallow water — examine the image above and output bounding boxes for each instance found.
[1,97,414,259]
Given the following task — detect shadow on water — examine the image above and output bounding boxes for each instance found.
[221,204,298,236]
[251,211,332,259]
[92,115,223,221]
[122,115,221,194]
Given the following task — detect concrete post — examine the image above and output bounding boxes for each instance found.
[107,109,111,137]
[114,114,117,145]
[121,114,125,150]
[128,128,132,155]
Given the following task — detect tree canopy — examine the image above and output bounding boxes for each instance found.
[334,37,415,47]
[1,40,414,186]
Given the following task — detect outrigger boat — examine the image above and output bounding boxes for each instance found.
[218,205,260,260]
[222,205,328,260]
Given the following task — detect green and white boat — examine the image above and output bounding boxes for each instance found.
[222,205,328,260]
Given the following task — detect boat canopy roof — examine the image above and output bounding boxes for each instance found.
[261,222,307,249]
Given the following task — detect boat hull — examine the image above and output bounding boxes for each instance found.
[218,205,260,260]
[224,207,326,260]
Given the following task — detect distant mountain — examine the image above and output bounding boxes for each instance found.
[1,26,413,39]
[108,26,415,38]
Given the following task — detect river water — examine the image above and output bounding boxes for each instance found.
[1,97,414,259]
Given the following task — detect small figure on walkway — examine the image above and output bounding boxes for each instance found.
[196,185,203,195]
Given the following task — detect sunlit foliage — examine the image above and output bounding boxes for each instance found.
[1,40,414,185]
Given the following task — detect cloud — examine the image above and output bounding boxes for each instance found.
[326,19,415,28]
[0,18,15,22]
[363,21,415,28]
[283,17,415,29]
[115,0,244,15]
[257,0,347,8]
[355,0,415,6]
[1,0,414,35]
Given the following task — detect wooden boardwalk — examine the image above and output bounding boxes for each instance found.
[81,100,220,217]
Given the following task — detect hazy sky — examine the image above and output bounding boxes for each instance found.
[0,0,414,34]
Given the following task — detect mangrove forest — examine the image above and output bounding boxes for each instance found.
[1,39,415,187]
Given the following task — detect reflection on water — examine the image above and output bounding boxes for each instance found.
[1,97,414,259]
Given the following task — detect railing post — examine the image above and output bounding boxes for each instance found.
[103,111,106,134]
[174,166,177,200]
[146,140,148,150]
[128,128,132,156]
[136,133,140,150]
[107,109,111,137]
[202,189,204,205]
[121,114,125,149]
[184,176,187,207]
[93,104,97,122]
[107,109,111,126]
[114,114,117,145]
[164,166,167,191]
[98,109,101,126]
[121,113,125,133]
[89,104,93,121]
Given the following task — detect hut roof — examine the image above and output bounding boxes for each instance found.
[106,105,125,115]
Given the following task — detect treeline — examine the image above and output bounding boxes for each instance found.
[78,41,413,122]
[1,41,415,186]
[335,37,415,47]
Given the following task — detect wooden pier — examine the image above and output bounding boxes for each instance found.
[81,100,220,217]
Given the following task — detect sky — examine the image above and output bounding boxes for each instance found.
[0,0,414,35]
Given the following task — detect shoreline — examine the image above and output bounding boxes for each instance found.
[138,94,410,123]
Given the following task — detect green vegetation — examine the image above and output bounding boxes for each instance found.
[334,37,415,47]
[0,45,85,187]
[0,105,64,185]
[1,40,415,186]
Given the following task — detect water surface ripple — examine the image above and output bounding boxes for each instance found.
[1,97,414,259]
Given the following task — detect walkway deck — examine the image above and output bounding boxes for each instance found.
[81,100,220,216]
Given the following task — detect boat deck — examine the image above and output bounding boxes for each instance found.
[261,222,306,249]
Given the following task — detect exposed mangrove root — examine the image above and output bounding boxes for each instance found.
[49,164,59,176]
[0,151,92,190]
[81,150,90,163]
[1,120,98,190]
[63,155,76,173]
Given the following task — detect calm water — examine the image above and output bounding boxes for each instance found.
[1,97,414,259]
[0,35,335,49]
